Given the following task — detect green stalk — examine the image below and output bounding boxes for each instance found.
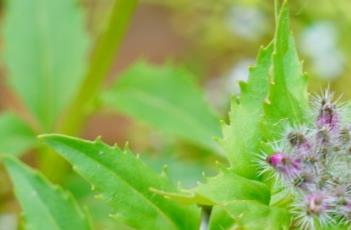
[40,0,139,182]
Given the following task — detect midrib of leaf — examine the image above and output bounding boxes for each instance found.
[65,144,180,230]
[272,33,301,122]
[25,188,61,230]
[119,88,217,144]
[276,3,308,120]
[263,2,309,141]
[35,0,54,130]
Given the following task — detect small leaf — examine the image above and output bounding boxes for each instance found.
[102,62,221,153]
[221,44,273,179]
[152,169,270,206]
[263,1,309,140]
[3,0,89,130]
[40,134,200,230]
[0,113,36,156]
[209,200,291,230]
[3,156,91,230]
[196,169,270,205]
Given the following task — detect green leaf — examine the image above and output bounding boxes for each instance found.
[4,0,89,130]
[40,134,200,230]
[263,1,309,140]
[209,200,291,230]
[3,156,91,230]
[221,44,273,179]
[151,169,270,206]
[102,62,221,153]
[196,169,270,205]
[0,113,36,156]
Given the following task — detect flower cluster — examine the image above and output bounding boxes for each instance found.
[264,91,351,229]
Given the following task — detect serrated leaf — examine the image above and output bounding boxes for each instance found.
[102,62,221,153]
[0,113,36,156]
[3,156,91,230]
[263,1,309,140]
[4,0,89,130]
[222,44,273,178]
[152,169,270,206]
[209,200,291,230]
[40,134,200,230]
[196,169,270,205]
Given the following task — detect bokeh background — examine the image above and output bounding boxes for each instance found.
[0,0,351,229]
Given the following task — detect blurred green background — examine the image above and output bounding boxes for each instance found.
[0,0,350,229]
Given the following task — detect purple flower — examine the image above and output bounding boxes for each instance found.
[305,193,329,216]
[317,103,339,131]
[262,91,351,228]
[267,152,301,178]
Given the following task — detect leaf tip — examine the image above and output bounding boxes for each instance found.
[264,98,271,105]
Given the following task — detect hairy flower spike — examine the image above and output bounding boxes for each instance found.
[316,91,340,131]
[262,91,351,229]
[267,153,301,179]
[305,193,328,216]
[288,132,307,147]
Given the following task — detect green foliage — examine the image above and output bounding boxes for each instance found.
[3,0,89,130]
[40,134,200,230]
[161,1,308,228]
[60,0,138,135]
[195,169,270,205]
[102,62,221,153]
[222,44,273,179]
[0,0,318,229]
[0,113,36,156]
[209,200,290,230]
[3,156,91,230]
[153,169,270,206]
[263,1,309,140]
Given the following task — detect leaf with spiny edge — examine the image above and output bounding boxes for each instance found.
[2,156,91,230]
[209,200,291,230]
[151,168,270,207]
[221,43,273,179]
[40,134,200,230]
[263,0,310,141]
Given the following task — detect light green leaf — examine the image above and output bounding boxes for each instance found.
[4,0,89,130]
[209,200,291,230]
[196,169,270,205]
[102,62,221,153]
[151,169,270,206]
[221,44,273,179]
[0,113,36,156]
[3,156,91,230]
[263,1,309,140]
[40,134,200,230]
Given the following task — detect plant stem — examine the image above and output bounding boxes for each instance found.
[39,0,139,182]
[60,0,138,135]
[199,206,212,230]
